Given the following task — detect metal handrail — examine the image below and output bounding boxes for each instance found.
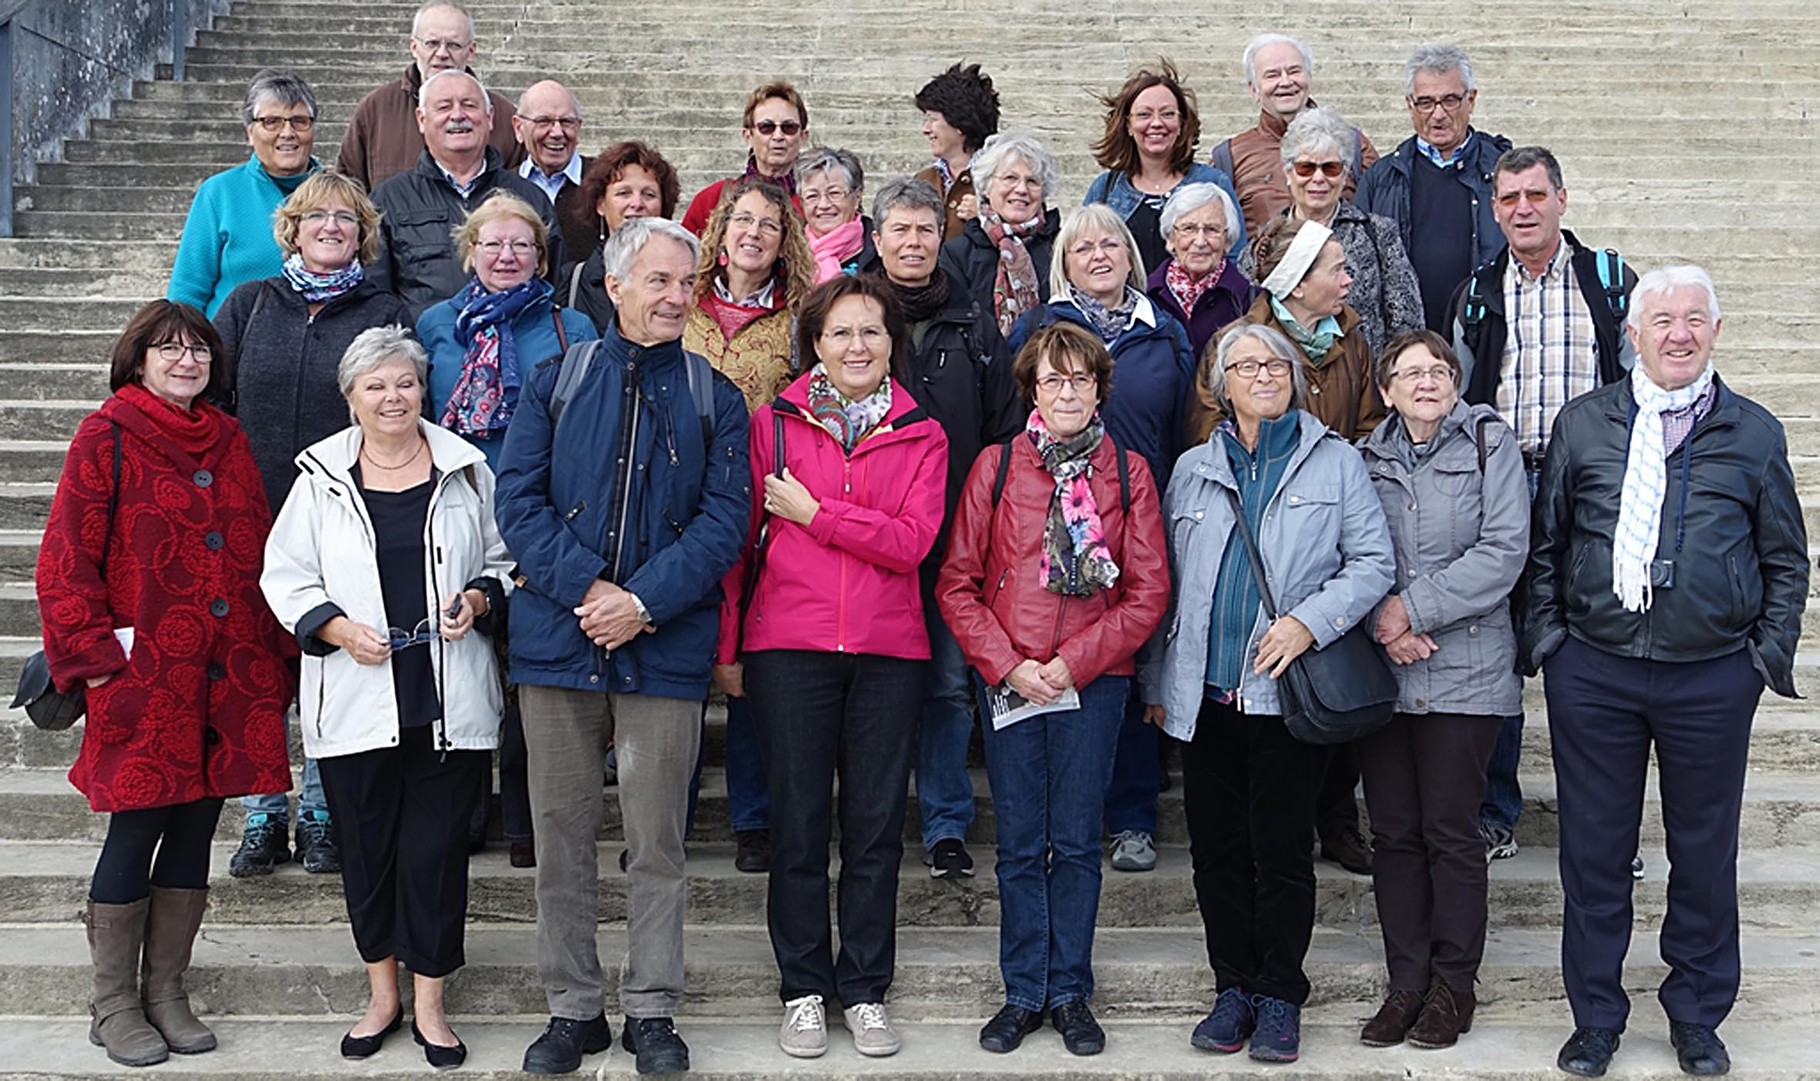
[0,0,194,236]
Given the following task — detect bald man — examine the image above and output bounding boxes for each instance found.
[513,80,596,262]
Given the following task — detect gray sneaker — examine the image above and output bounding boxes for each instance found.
[1480,821,1518,862]
[843,1002,901,1057]
[778,995,826,1058]
[1109,830,1158,872]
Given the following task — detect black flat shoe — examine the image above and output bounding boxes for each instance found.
[1670,1022,1731,1076]
[340,1008,402,1059]
[978,1004,1043,1053]
[1558,1026,1622,1077]
[413,1019,468,1070]
[1050,1000,1105,1055]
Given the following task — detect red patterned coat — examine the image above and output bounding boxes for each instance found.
[37,383,294,812]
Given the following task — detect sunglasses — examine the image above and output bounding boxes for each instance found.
[1292,160,1345,179]
[749,119,803,136]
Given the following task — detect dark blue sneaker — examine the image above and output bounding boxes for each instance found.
[1191,987,1254,1052]
[1248,994,1301,1063]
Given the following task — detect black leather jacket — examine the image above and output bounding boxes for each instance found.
[1521,376,1808,696]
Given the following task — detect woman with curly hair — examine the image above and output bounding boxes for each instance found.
[686,178,815,412]
[1083,60,1245,275]
[559,141,682,334]
[913,63,1001,240]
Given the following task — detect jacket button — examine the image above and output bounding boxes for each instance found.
[204,531,224,550]
[1409,568,1418,578]
[204,727,221,744]
[1415,699,1426,709]
[1408,501,1417,511]
[1333,617,1346,628]
[192,469,213,488]
[209,599,229,617]
[206,663,226,680]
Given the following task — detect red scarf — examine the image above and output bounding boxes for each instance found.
[1165,257,1223,319]
[699,288,783,343]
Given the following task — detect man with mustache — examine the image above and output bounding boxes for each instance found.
[513,80,596,265]
[369,69,563,320]
[335,1,521,192]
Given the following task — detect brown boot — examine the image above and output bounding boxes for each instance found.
[1359,988,1425,1047]
[1407,978,1476,1049]
[141,886,216,1053]
[87,898,169,1066]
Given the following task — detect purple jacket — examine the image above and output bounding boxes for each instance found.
[1145,258,1257,364]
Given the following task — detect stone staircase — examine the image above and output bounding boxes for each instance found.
[5,0,1820,1076]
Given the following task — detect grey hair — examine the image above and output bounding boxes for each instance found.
[602,216,700,281]
[1160,181,1240,239]
[242,69,317,126]
[1204,323,1310,414]
[971,131,1057,202]
[1404,43,1476,95]
[418,68,490,113]
[871,176,944,228]
[1242,33,1313,86]
[338,325,427,410]
[1494,145,1565,192]
[412,1,475,42]
[1627,265,1722,332]
[1051,203,1146,295]
[1279,106,1355,174]
[794,146,864,193]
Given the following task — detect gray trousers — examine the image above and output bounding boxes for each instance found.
[521,684,700,1020]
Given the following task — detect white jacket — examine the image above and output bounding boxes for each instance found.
[262,420,514,758]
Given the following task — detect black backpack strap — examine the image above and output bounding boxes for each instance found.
[990,439,1013,507]
[1474,413,1492,473]
[1598,248,1629,323]
[683,350,715,449]
[1115,445,1131,512]
[772,410,786,479]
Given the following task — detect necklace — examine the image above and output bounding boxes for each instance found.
[361,437,426,471]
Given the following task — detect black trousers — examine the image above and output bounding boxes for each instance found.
[91,798,224,904]
[1316,744,1364,836]
[317,725,490,978]
[1356,712,1501,992]
[745,649,921,1007]
[1545,636,1760,1031]
[1182,697,1325,1005]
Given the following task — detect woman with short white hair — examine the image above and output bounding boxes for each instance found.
[1146,182,1257,362]
[939,131,1062,335]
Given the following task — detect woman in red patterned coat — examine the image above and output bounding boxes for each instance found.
[36,300,294,1068]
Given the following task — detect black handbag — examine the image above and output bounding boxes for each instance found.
[1223,488,1396,745]
[11,424,120,731]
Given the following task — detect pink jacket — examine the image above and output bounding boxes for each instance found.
[717,374,950,663]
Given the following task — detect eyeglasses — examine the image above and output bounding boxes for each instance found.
[1130,108,1181,124]
[749,119,803,136]
[992,173,1043,192]
[411,35,470,54]
[1292,160,1345,179]
[152,342,212,362]
[1069,238,1126,259]
[821,326,887,349]
[1495,189,1555,208]
[251,115,314,133]
[1390,365,1456,385]
[727,212,783,236]
[1407,93,1469,113]
[477,238,538,256]
[1035,373,1096,395]
[386,619,438,651]
[301,210,359,226]
[1225,358,1293,379]
[1172,221,1227,239]
[524,116,581,131]
[800,186,852,204]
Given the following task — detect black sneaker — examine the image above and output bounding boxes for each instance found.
[621,1016,689,1074]
[228,813,290,878]
[295,810,340,874]
[1318,824,1374,876]
[733,829,771,873]
[927,837,975,878]
[522,1014,613,1074]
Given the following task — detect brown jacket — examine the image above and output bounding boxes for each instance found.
[914,164,978,242]
[542,155,600,266]
[336,64,523,193]
[1193,295,1384,443]
[1216,105,1378,235]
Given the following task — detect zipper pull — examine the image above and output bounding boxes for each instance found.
[564,500,588,522]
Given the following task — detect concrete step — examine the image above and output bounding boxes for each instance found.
[0,239,173,274]
[0,486,53,531]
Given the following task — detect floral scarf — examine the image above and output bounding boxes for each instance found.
[979,205,1044,336]
[1268,294,1341,362]
[281,253,365,304]
[440,276,553,436]
[1165,256,1222,319]
[1026,409,1120,596]
[1067,284,1139,344]
[806,364,892,452]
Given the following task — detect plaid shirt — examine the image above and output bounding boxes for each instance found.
[1496,242,1599,455]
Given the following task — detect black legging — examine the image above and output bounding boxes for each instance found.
[90,798,224,905]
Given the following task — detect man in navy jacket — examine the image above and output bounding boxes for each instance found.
[495,217,750,1076]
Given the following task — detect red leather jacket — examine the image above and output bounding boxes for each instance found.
[936,434,1169,689]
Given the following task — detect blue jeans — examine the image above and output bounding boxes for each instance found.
[915,607,975,850]
[981,675,1129,1011]
[241,755,325,821]
[1101,686,1159,835]
[1479,713,1525,831]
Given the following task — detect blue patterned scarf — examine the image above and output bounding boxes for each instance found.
[440,276,553,436]
[281,253,365,304]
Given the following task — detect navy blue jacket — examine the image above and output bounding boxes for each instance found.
[494,325,752,699]
[1354,131,1513,285]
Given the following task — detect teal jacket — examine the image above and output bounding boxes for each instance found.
[168,154,320,317]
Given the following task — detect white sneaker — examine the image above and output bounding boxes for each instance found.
[1109,830,1158,872]
[779,994,827,1058]
[843,1002,901,1057]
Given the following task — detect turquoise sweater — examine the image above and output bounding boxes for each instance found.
[167,154,319,318]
